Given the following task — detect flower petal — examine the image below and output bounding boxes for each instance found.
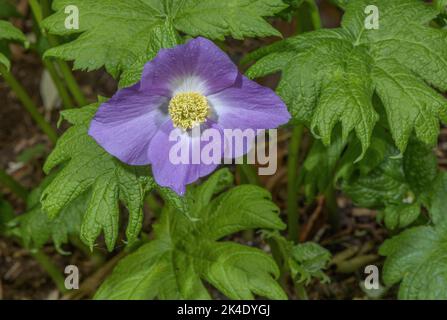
[208,74,291,130]
[148,120,223,195]
[140,37,239,97]
[89,85,168,165]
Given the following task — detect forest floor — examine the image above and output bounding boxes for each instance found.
[1,0,447,300]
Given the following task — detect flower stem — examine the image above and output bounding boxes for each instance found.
[239,162,260,186]
[42,58,74,108]
[29,0,73,109]
[0,168,28,200]
[287,125,304,242]
[306,1,340,225]
[307,0,322,30]
[285,1,322,242]
[295,283,309,300]
[28,0,42,23]
[30,249,68,293]
[29,0,88,107]
[56,60,88,106]
[0,65,58,143]
[40,0,51,17]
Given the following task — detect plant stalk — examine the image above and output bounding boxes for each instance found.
[0,168,28,200]
[284,0,322,300]
[56,60,88,106]
[287,125,304,242]
[0,65,58,143]
[286,1,322,243]
[305,1,341,226]
[295,283,309,300]
[42,58,74,108]
[307,0,323,30]
[31,250,67,293]
[239,162,260,186]
[30,0,88,107]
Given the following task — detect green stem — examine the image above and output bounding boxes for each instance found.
[266,236,289,290]
[324,184,340,228]
[306,0,322,30]
[28,0,42,24]
[0,65,58,143]
[239,162,260,186]
[29,0,73,109]
[295,283,309,300]
[42,59,74,109]
[30,0,88,107]
[307,1,341,228]
[31,250,68,293]
[285,1,322,241]
[287,125,304,242]
[40,0,51,17]
[283,0,322,300]
[56,60,88,106]
[238,161,259,241]
[0,168,28,200]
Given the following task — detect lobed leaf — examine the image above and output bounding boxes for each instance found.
[340,136,437,209]
[0,20,26,43]
[380,173,447,299]
[95,169,287,300]
[263,231,331,285]
[340,133,438,230]
[43,0,285,79]
[0,20,27,70]
[41,103,154,251]
[247,0,447,157]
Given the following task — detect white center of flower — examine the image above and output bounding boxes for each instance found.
[168,92,210,130]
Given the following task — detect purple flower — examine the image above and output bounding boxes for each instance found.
[89,37,290,195]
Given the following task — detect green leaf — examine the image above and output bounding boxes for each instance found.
[41,103,154,251]
[402,138,438,202]
[340,136,437,211]
[379,172,447,299]
[301,129,346,200]
[330,0,348,10]
[0,20,26,43]
[436,0,447,12]
[263,231,330,285]
[341,143,409,208]
[95,169,287,300]
[0,20,27,70]
[290,242,331,285]
[13,193,87,253]
[118,22,180,88]
[336,126,390,182]
[381,225,447,299]
[340,133,440,232]
[302,126,392,200]
[43,0,285,78]
[276,0,304,21]
[173,0,286,40]
[429,172,447,226]
[2,175,87,252]
[383,202,420,230]
[247,0,447,156]
[0,51,9,70]
[380,208,447,299]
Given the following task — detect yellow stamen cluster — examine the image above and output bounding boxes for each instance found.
[169,92,210,130]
